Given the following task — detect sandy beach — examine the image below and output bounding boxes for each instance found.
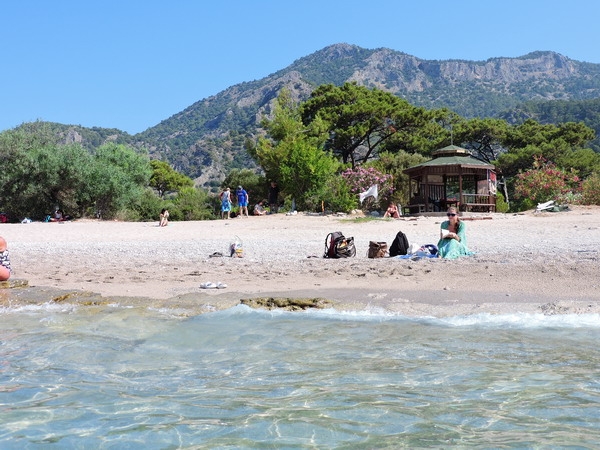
[1,206,599,316]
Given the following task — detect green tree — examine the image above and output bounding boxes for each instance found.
[173,187,214,220]
[454,118,510,164]
[495,119,596,207]
[220,168,266,205]
[279,139,340,211]
[0,129,93,220]
[368,150,428,206]
[88,143,152,219]
[149,160,194,198]
[300,82,432,167]
[255,91,341,211]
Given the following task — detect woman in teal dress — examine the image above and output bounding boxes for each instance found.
[437,207,474,259]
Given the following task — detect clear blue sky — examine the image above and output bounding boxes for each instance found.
[3,0,599,135]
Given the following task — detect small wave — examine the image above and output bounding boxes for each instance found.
[0,302,80,315]
[432,312,600,328]
[199,305,600,329]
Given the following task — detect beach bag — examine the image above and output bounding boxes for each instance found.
[229,235,244,258]
[368,241,388,258]
[421,244,438,256]
[389,230,409,257]
[324,231,356,258]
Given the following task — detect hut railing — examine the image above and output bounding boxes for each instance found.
[461,194,496,212]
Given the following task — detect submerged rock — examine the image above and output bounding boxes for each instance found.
[0,278,29,289]
[240,297,333,311]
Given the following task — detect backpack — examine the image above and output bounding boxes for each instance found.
[368,241,388,258]
[389,231,409,257]
[324,231,356,258]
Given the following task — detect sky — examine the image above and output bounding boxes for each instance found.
[3,0,600,135]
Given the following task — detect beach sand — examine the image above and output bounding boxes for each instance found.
[1,206,599,317]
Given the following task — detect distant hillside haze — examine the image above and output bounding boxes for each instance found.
[37,43,600,187]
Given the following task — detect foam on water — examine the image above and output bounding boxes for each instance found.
[207,303,600,329]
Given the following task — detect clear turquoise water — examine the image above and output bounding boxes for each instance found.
[1,303,600,448]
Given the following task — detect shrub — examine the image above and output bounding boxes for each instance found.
[581,173,600,205]
[341,166,393,210]
[495,192,510,213]
[514,155,581,205]
[322,176,356,213]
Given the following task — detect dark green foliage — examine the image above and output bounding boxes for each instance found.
[172,187,215,221]
[322,176,357,213]
[149,160,194,198]
[495,192,510,213]
[0,127,154,221]
[499,97,600,152]
[300,82,433,166]
[220,169,267,205]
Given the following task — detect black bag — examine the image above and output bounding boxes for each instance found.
[389,231,409,257]
[324,231,356,258]
[368,241,388,258]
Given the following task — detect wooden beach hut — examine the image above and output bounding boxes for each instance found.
[402,145,497,214]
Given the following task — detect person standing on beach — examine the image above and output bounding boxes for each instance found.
[0,236,11,281]
[220,188,232,219]
[437,206,473,259]
[268,181,279,214]
[236,185,249,218]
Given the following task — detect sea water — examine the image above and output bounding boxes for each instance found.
[1,303,600,448]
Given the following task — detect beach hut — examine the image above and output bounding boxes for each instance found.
[402,145,497,214]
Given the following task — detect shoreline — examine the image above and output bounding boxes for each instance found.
[1,206,599,317]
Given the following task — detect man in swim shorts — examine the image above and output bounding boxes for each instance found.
[236,186,249,218]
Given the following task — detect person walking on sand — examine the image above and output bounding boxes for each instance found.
[0,236,11,281]
[236,185,249,218]
[220,187,232,219]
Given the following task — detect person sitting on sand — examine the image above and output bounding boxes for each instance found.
[254,201,267,216]
[383,202,400,219]
[159,208,169,227]
[437,206,474,259]
[49,209,70,222]
[0,236,11,281]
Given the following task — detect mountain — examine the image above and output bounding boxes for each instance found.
[47,44,600,186]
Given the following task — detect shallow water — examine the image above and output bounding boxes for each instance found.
[1,302,600,448]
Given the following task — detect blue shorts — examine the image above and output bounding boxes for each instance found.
[238,200,248,207]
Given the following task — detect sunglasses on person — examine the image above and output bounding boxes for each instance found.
[447,213,457,217]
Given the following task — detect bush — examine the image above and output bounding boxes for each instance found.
[322,176,356,213]
[495,192,510,213]
[582,173,600,205]
[514,155,581,204]
[341,166,393,210]
[173,187,215,220]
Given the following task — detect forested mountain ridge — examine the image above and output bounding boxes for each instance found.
[32,43,600,187]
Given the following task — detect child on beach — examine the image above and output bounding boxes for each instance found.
[0,236,11,281]
[159,208,169,227]
[383,202,400,218]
